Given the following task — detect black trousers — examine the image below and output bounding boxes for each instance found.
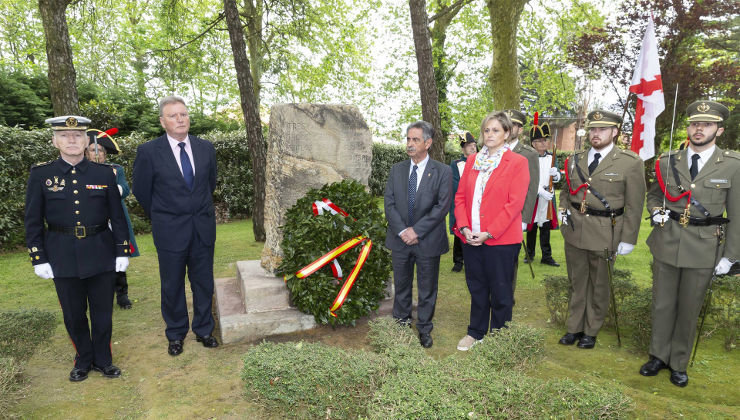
[463,242,520,339]
[526,223,553,260]
[452,236,464,265]
[157,231,215,341]
[54,271,116,369]
[391,248,441,334]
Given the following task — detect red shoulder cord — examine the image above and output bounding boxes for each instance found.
[564,156,589,195]
[654,157,692,204]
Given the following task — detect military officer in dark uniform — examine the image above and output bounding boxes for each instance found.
[640,101,738,387]
[24,116,130,382]
[503,109,539,296]
[557,110,646,349]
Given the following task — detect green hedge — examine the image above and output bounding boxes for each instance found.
[242,318,633,419]
[369,142,407,196]
[0,309,57,362]
[0,126,253,250]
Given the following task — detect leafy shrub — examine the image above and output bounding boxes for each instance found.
[0,357,24,419]
[0,309,56,362]
[369,142,407,196]
[619,287,653,350]
[542,275,570,326]
[604,268,640,328]
[241,341,384,419]
[277,180,392,326]
[466,323,545,372]
[707,274,738,351]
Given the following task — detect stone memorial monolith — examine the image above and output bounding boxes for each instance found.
[260,104,373,272]
[214,104,374,344]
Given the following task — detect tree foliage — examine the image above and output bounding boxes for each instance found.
[566,0,739,150]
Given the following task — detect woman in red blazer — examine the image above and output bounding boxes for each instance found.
[453,111,530,351]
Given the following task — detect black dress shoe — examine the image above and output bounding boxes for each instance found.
[670,370,688,387]
[451,263,463,272]
[93,364,121,378]
[558,332,583,345]
[577,335,597,349]
[69,366,90,382]
[116,293,133,309]
[639,356,668,376]
[541,258,560,267]
[168,339,184,356]
[196,335,219,348]
[419,332,433,348]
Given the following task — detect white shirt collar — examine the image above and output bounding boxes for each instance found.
[589,142,614,162]
[167,134,190,149]
[687,145,715,164]
[507,139,519,150]
[410,154,430,173]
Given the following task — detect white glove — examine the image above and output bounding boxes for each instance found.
[652,209,670,224]
[34,263,54,279]
[617,242,635,255]
[558,209,570,225]
[522,222,528,232]
[537,186,554,201]
[115,257,129,272]
[714,257,733,275]
[549,167,561,182]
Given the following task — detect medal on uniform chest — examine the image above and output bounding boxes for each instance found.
[47,176,65,192]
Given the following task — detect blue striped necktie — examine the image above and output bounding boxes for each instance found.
[179,142,194,190]
[408,164,418,225]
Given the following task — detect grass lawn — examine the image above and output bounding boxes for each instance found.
[1,216,738,419]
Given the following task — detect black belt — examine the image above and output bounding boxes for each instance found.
[570,202,624,218]
[667,211,729,226]
[48,224,107,239]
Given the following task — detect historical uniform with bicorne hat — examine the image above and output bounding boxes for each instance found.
[557,109,646,349]
[24,115,130,382]
[640,100,738,387]
[525,114,561,266]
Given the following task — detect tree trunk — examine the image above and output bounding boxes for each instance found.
[224,0,267,242]
[38,0,79,115]
[409,0,445,162]
[242,0,263,111]
[486,0,529,110]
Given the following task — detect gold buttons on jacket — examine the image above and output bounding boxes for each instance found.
[73,190,78,195]
[75,200,79,205]
[690,184,696,189]
[72,180,77,184]
[75,210,80,215]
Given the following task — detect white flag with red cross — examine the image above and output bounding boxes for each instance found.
[629,17,664,160]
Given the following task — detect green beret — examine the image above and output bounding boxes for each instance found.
[686,100,729,123]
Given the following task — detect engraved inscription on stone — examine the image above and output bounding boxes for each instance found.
[261,104,373,272]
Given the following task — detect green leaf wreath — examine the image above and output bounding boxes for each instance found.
[276,180,392,326]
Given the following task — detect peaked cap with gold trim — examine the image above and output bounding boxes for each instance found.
[45,115,91,131]
[686,100,729,123]
[504,109,527,126]
[585,109,621,129]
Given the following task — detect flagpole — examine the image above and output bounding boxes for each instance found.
[662,83,679,211]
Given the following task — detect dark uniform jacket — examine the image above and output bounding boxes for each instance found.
[647,147,740,268]
[24,158,129,278]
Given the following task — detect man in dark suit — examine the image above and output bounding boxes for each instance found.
[25,115,130,382]
[384,120,452,348]
[133,96,219,356]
